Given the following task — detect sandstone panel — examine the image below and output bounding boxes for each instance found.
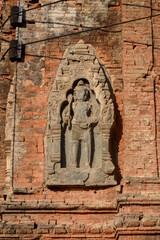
[46,40,116,187]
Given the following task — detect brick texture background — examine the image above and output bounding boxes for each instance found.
[0,0,17,198]
[0,0,160,239]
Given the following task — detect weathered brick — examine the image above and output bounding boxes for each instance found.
[0,0,160,240]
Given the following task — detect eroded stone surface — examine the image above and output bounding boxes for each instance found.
[46,40,116,187]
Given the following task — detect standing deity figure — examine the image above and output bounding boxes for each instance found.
[71,80,91,168]
[62,80,97,168]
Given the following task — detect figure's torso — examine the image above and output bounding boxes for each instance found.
[72,102,91,129]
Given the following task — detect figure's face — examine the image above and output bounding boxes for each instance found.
[77,80,84,86]
[76,88,88,101]
[74,80,89,101]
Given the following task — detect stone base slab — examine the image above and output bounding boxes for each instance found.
[46,168,117,188]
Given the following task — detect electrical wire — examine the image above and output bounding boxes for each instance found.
[24,51,110,74]
[24,52,97,60]
[1,0,66,29]
[25,53,64,60]
[1,11,160,61]
[0,20,121,47]
[26,20,121,33]
[25,52,111,71]
[2,1,160,29]
[1,20,121,45]
[124,40,160,50]
[3,77,13,81]
[1,37,10,43]
[0,107,6,111]
[123,3,160,12]
[124,40,152,47]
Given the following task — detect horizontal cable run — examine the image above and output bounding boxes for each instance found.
[1,12,160,60]
[124,40,160,50]
[25,20,122,33]
[25,53,64,60]
[1,0,66,29]
[123,3,160,12]
[21,52,111,69]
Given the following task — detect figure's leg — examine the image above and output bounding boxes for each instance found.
[83,129,91,167]
[72,140,79,167]
[71,125,80,167]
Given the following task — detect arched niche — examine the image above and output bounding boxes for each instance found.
[46,40,117,187]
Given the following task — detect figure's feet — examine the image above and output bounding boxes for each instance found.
[69,164,77,168]
[82,163,90,170]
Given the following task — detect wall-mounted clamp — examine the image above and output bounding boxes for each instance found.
[9,40,24,62]
[10,6,25,28]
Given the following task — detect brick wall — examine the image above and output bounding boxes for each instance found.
[0,0,160,239]
[122,0,158,178]
[0,0,17,198]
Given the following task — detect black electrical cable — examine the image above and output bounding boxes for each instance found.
[0,19,120,45]
[25,53,64,60]
[21,52,97,60]
[1,0,66,29]
[123,3,160,12]
[25,52,107,71]
[2,1,160,29]
[124,40,160,50]
[26,20,121,33]
[1,37,10,43]
[25,0,66,12]
[0,107,6,111]
[3,77,13,81]
[124,40,152,47]
[16,12,160,45]
[2,12,160,60]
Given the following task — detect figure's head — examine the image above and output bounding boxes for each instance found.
[77,80,84,86]
[75,80,89,101]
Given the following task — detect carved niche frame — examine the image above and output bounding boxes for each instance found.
[46,40,117,187]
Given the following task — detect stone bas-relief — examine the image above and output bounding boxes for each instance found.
[46,40,116,187]
[62,80,100,169]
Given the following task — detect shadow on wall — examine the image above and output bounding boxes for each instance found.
[101,67,123,185]
[110,98,123,185]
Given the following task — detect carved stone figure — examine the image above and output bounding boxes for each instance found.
[46,40,117,187]
[62,80,99,168]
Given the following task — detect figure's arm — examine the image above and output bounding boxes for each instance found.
[90,104,99,125]
[68,95,73,130]
[62,107,69,127]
